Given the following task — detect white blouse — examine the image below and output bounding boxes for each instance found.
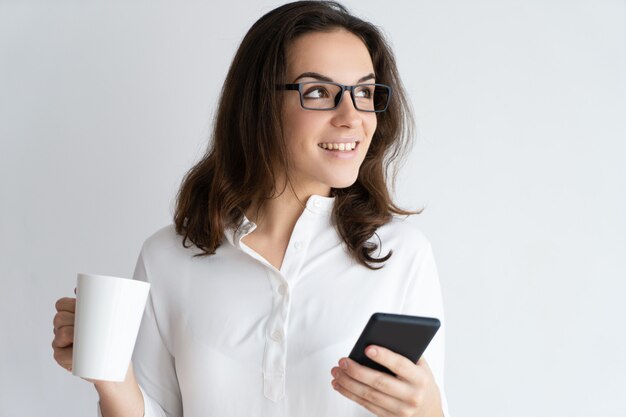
[98,194,449,417]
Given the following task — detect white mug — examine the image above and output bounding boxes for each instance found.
[72,273,150,381]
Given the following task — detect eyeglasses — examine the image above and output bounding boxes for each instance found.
[278,81,392,112]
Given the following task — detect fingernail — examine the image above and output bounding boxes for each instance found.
[331,368,338,377]
[367,347,378,357]
[339,359,348,369]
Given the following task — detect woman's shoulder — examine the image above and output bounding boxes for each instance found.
[376,215,433,249]
[368,215,435,266]
[140,224,193,258]
[143,224,178,246]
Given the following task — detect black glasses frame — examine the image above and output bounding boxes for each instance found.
[278,81,392,113]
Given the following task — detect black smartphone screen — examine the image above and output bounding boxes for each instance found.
[348,313,440,376]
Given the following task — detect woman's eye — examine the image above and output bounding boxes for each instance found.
[303,87,330,99]
[355,87,373,99]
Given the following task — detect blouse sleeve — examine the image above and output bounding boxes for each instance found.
[400,239,451,417]
[97,248,183,417]
[133,248,184,417]
[98,247,183,417]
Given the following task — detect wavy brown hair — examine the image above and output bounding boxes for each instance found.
[174,1,418,269]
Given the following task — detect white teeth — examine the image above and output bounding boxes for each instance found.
[318,142,357,151]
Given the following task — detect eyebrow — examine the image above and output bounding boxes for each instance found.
[292,72,376,84]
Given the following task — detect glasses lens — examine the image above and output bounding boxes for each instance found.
[300,82,342,110]
[356,84,390,112]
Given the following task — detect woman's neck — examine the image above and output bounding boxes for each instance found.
[241,180,330,270]
[245,181,330,240]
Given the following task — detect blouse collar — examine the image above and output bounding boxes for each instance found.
[224,194,335,248]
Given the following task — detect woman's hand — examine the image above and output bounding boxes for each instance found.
[330,345,444,417]
[52,291,135,390]
[51,291,100,384]
[52,295,77,374]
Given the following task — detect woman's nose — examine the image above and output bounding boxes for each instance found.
[331,90,362,127]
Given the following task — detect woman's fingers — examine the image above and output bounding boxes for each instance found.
[52,297,76,372]
[52,324,74,349]
[332,357,417,406]
[332,364,410,416]
[52,345,74,371]
[363,345,421,384]
[53,310,74,331]
[52,326,74,372]
[332,379,392,417]
[55,297,76,313]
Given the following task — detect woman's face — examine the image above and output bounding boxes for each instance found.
[281,29,377,197]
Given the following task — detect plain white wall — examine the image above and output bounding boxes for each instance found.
[1,1,625,416]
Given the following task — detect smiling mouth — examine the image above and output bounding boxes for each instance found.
[317,141,359,151]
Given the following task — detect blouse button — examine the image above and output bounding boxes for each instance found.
[314,199,322,208]
[277,284,287,295]
[294,241,303,250]
[271,330,283,342]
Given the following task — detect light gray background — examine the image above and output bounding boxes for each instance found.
[1,1,624,416]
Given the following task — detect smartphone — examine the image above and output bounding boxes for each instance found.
[348,312,440,376]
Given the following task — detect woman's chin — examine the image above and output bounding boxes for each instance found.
[327,174,360,190]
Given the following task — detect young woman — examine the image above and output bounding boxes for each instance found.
[52,2,449,416]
